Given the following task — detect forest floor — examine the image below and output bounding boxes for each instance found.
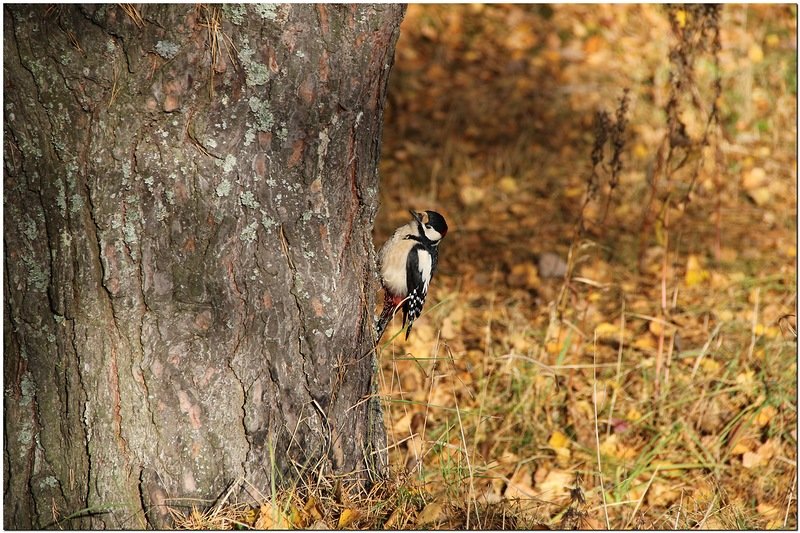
[372,4,796,530]
[175,5,796,531]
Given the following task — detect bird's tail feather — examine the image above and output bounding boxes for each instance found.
[375,293,410,343]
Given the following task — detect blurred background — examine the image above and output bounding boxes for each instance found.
[373,5,796,529]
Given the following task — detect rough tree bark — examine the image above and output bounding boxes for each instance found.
[3,4,404,528]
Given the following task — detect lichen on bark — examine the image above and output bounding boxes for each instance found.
[4,3,404,529]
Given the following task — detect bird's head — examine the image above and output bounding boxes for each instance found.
[409,209,448,244]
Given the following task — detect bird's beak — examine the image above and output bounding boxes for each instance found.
[409,210,423,223]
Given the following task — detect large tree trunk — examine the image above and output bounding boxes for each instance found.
[3,4,403,528]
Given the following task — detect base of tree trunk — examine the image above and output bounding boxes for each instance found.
[3,4,404,528]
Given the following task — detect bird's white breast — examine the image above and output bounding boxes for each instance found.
[379,222,418,296]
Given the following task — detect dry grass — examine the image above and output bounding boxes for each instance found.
[374,4,797,530]
[168,471,434,530]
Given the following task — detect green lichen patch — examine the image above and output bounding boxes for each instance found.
[123,207,140,260]
[216,179,232,197]
[260,212,276,232]
[21,217,38,241]
[69,193,83,214]
[239,191,260,209]
[155,40,180,60]
[38,476,59,490]
[19,372,36,406]
[21,256,48,292]
[248,97,274,132]
[253,4,278,21]
[238,45,270,87]
[222,4,247,25]
[239,221,258,243]
[222,154,237,173]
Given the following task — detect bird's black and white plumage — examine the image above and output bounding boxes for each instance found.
[376,210,448,341]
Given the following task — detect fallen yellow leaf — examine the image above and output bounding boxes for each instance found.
[498,175,518,194]
[290,504,306,528]
[736,370,756,388]
[757,502,780,520]
[685,255,709,287]
[765,33,780,47]
[595,322,623,341]
[627,407,642,421]
[255,503,291,530]
[337,508,360,528]
[717,309,734,322]
[742,439,777,469]
[730,438,755,456]
[242,508,257,527]
[548,430,572,466]
[305,497,322,521]
[756,405,777,427]
[747,187,772,206]
[633,335,657,352]
[633,143,649,159]
[748,43,764,63]
[616,442,639,459]
[548,431,570,450]
[742,167,768,189]
[674,9,687,28]
[545,341,562,355]
[700,358,721,373]
[599,434,618,457]
[416,501,445,527]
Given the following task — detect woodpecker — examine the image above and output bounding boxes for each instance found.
[376,209,448,341]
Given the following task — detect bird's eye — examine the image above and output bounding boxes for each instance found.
[426,224,432,229]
